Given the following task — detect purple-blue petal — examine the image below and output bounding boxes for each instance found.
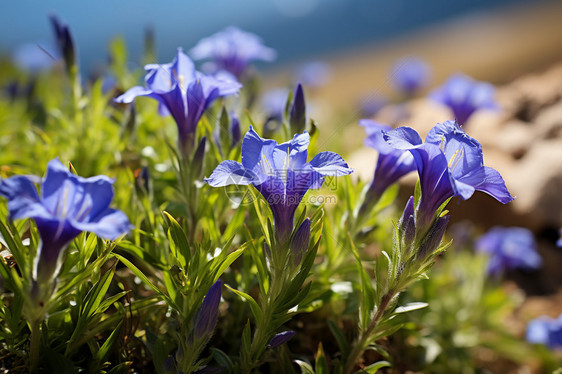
[71,209,131,240]
[0,176,50,221]
[474,167,514,204]
[241,126,276,175]
[383,127,424,150]
[310,152,353,177]
[204,160,256,187]
[114,86,154,104]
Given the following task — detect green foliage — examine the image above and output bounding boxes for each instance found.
[0,33,554,374]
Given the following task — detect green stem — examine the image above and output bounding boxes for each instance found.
[242,264,285,372]
[29,319,41,373]
[343,291,395,374]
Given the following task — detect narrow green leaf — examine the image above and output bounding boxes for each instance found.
[295,360,315,374]
[211,348,234,372]
[315,343,329,374]
[225,284,263,323]
[211,246,245,283]
[163,211,190,266]
[83,262,117,319]
[393,302,428,314]
[359,360,391,373]
[327,320,350,359]
[112,253,175,308]
[92,322,123,368]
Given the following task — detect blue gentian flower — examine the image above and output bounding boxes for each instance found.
[193,280,222,339]
[430,73,497,126]
[384,120,513,229]
[0,158,130,282]
[12,43,57,73]
[358,93,387,118]
[262,88,289,122]
[475,226,541,276]
[190,26,276,79]
[526,314,562,349]
[360,120,415,202]
[391,57,430,96]
[205,127,353,240]
[115,48,242,152]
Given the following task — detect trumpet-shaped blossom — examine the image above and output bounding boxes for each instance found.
[384,120,513,228]
[475,226,541,276]
[114,48,241,151]
[391,57,430,96]
[205,127,353,240]
[0,158,130,282]
[360,120,415,201]
[430,73,497,126]
[526,314,562,349]
[190,26,276,79]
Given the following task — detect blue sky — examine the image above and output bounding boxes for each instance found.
[0,0,531,73]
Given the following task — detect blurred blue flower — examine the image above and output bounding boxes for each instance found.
[557,229,562,248]
[476,226,541,276]
[526,314,562,349]
[357,93,387,118]
[0,158,130,282]
[295,61,331,88]
[115,48,241,152]
[205,126,352,240]
[391,57,431,96]
[190,26,276,79]
[193,280,222,339]
[360,120,415,202]
[430,73,497,126]
[262,88,289,121]
[12,43,57,73]
[384,120,513,229]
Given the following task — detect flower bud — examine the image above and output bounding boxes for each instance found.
[194,280,222,339]
[416,214,449,261]
[268,330,296,348]
[398,196,416,247]
[291,218,310,266]
[192,136,207,178]
[49,14,76,74]
[230,114,241,147]
[289,83,306,134]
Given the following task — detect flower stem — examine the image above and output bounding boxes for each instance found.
[343,291,395,374]
[242,264,285,372]
[29,319,41,373]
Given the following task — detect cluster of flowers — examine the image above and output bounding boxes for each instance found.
[1,17,557,373]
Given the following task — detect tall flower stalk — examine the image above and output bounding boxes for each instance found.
[343,120,513,373]
[0,158,130,371]
[206,127,352,370]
